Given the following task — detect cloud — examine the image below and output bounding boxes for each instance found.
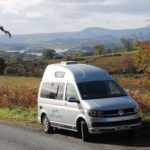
[0,0,149,34]
[25,11,42,19]
[0,0,42,14]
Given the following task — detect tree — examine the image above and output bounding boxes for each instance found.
[135,41,150,74]
[0,57,7,75]
[93,44,105,55]
[0,25,11,38]
[43,49,56,59]
[120,38,133,51]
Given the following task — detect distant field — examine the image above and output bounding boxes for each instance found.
[80,53,136,74]
[0,76,41,89]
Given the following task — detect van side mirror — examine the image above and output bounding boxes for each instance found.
[67,96,79,103]
[124,89,129,94]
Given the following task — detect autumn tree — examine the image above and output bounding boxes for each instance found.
[135,41,150,74]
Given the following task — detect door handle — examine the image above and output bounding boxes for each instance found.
[39,106,43,109]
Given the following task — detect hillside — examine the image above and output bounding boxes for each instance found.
[0,27,150,51]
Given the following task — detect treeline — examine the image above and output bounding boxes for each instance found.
[0,40,150,77]
[0,59,47,77]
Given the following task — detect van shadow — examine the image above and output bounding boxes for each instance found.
[90,132,150,147]
[53,121,150,148]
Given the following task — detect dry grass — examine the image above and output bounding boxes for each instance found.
[80,53,137,74]
[0,76,41,89]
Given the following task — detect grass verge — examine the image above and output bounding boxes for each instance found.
[0,107,37,123]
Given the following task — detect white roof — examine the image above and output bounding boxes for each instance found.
[42,61,112,83]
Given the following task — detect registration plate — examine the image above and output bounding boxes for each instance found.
[116,125,129,131]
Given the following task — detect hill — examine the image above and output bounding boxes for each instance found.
[0,27,150,51]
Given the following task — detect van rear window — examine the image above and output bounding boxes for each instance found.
[55,72,65,78]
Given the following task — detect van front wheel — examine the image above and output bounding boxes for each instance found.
[81,120,90,142]
[42,115,53,133]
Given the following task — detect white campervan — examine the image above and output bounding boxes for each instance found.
[38,61,141,141]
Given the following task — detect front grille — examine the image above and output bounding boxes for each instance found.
[101,108,135,117]
[92,117,141,127]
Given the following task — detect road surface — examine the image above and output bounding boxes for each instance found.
[0,122,149,150]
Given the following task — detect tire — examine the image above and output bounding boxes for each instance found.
[81,120,90,142]
[42,115,53,133]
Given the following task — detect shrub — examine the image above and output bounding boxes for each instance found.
[135,41,150,74]
[0,86,150,115]
[0,87,38,108]
[130,90,150,114]
[4,60,47,77]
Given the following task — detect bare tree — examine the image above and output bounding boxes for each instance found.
[0,25,11,38]
[120,38,133,51]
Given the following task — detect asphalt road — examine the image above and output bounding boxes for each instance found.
[0,122,150,150]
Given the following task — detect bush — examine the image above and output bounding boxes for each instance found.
[130,90,150,114]
[135,41,150,74]
[0,86,150,115]
[0,87,38,108]
[4,60,47,77]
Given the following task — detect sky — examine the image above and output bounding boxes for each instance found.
[0,0,150,34]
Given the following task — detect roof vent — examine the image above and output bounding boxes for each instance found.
[60,61,77,65]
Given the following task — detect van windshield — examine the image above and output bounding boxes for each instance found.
[77,80,127,100]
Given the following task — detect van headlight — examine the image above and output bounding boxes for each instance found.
[134,106,140,113]
[89,110,97,117]
[88,110,103,117]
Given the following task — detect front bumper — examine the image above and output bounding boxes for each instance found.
[87,114,141,134]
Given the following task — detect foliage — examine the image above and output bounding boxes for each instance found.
[0,87,38,108]
[0,57,6,75]
[1,51,139,77]
[93,44,105,55]
[120,38,134,51]
[122,55,136,73]
[0,75,149,113]
[4,59,48,77]
[43,49,56,59]
[135,41,150,74]
[130,90,150,114]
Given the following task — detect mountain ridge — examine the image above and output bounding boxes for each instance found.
[0,26,150,50]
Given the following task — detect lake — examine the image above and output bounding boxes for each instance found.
[7,49,68,56]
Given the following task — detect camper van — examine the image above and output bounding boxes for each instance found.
[38,61,141,141]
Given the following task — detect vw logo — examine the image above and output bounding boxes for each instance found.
[118,109,124,116]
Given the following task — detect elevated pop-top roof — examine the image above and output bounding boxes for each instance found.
[43,61,113,82]
[60,61,77,65]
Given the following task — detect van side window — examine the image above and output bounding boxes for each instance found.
[65,83,78,100]
[40,82,64,100]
